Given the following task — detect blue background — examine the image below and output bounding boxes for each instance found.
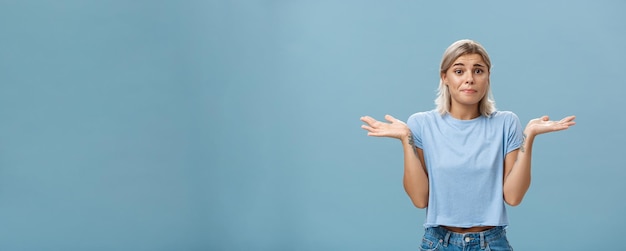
[0,1,624,250]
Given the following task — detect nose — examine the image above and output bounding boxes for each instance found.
[465,74,474,84]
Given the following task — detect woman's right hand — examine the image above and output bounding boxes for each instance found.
[360,115,411,141]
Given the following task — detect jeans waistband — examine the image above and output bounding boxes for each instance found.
[424,226,506,248]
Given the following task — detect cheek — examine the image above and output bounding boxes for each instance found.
[477,77,489,87]
[446,76,463,86]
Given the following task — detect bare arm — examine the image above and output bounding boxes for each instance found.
[361,115,429,208]
[503,115,576,206]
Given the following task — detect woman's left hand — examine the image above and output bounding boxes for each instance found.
[525,115,576,136]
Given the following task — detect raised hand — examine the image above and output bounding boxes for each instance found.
[525,115,576,136]
[360,115,411,140]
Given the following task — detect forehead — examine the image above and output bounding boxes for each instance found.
[452,53,486,66]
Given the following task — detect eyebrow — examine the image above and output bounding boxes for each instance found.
[452,63,486,67]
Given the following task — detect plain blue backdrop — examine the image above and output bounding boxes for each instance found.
[0,1,624,250]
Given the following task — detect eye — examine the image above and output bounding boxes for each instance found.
[454,69,463,74]
[474,69,484,74]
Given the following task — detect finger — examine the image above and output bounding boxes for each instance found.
[559,115,576,123]
[361,124,374,132]
[367,132,386,137]
[360,115,374,123]
[384,114,398,123]
[553,121,576,131]
[362,125,383,136]
[541,115,550,121]
[559,121,576,128]
[552,125,572,132]
[360,116,379,126]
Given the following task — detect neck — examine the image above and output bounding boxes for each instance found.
[449,104,480,120]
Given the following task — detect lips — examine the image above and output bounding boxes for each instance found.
[461,89,477,93]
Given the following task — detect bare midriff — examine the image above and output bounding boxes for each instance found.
[442,226,495,233]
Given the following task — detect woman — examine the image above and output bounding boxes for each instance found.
[360,39,575,251]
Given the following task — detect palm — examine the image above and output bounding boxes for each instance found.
[526,115,576,136]
[360,115,409,139]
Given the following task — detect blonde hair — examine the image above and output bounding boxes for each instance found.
[435,39,496,117]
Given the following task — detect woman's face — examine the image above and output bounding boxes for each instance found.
[441,53,490,109]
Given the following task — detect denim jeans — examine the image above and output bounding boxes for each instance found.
[419,226,513,251]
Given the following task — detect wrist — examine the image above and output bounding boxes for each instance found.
[522,129,537,139]
[400,129,413,145]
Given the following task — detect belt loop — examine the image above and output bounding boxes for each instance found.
[479,232,486,249]
[443,232,451,247]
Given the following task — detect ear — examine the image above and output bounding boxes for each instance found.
[440,72,447,85]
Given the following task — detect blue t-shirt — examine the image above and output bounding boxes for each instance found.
[406,110,523,228]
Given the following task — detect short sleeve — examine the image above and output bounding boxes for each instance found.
[406,113,423,149]
[505,112,524,154]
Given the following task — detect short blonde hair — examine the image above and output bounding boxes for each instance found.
[435,39,496,117]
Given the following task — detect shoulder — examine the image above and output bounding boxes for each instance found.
[407,110,439,130]
[488,110,520,121]
[488,111,523,131]
[408,109,439,122]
